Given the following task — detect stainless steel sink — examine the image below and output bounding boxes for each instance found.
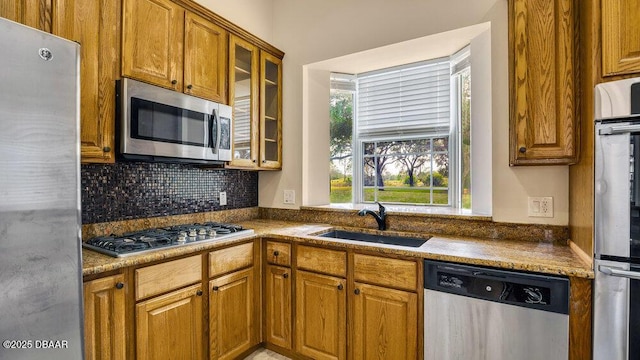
[318,230,430,247]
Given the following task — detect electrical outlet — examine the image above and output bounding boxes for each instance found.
[284,190,295,204]
[528,197,553,218]
[219,191,227,206]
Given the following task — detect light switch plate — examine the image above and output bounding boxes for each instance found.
[219,191,227,206]
[528,196,553,218]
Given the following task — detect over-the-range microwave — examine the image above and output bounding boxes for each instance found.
[117,78,231,164]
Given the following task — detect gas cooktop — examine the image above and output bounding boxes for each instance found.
[83,222,254,258]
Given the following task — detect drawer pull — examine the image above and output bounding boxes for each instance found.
[212,286,219,291]
[196,290,203,296]
[273,250,280,256]
[283,273,289,279]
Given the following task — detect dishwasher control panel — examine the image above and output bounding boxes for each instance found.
[425,260,569,314]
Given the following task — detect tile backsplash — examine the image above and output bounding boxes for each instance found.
[81,162,258,224]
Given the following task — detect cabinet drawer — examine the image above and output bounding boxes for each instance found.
[135,255,202,300]
[296,245,346,277]
[209,242,254,278]
[266,241,291,266]
[353,254,418,291]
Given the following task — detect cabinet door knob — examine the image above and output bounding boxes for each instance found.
[337,283,343,291]
[283,273,289,279]
[115,282,124,290]
[262,159,267,163]
[196,290,203,296]
[186,84,193,90]
[519,146,527,154]
[103,146,111,152]
[354,288,360,295]
[273,251,280,256]
[171,79,177,85]
[212,286,219,291]
[252,159,257,163]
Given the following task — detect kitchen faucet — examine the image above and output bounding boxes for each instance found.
[357,202,387,230]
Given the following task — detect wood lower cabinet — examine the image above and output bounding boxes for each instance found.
[136,283,204,360]
[210,267,258,360]
[508,0,578,165]
[52,0,120,163]
[0,0,51,32]
[295,270,347,360]
[602,0,640,76]
[265,264,292,349]
[83,274,126,360]
[352,282,418,360]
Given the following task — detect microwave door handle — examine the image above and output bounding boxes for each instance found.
[599,124,640,135]
[599,265,640,280]
[210,109,218,152]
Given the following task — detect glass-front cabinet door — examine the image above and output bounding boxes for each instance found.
[228,35,259,168]
[260,51,282,169]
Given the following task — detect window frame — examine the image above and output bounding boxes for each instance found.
[329,47,472,209]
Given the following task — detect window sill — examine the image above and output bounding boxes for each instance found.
[301,204,492,221]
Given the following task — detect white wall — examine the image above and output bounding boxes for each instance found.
[193,0,275,43]
[198,0,570,226]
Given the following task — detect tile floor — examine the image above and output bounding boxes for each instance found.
[243,348,291,360]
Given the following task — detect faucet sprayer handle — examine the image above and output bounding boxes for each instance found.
[376,202,386,215]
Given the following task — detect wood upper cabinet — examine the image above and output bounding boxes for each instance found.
[295,270,347,360]
[122,0,184,90]
[602,0,640,76]
[265,264,292,350]
[122,0,227,102]
[210,267,258,360]
[83,274,126,360]
[351,282,418,360]
[136,283,204,360]
[228,42,283,170]
[229,34,260,168]
[0,0,51,32]
[508,0,578,165]
[53,0,120,163]
[184,11,226,102]
[260,51,283,169]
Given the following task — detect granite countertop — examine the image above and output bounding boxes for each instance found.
[82,219,594,279]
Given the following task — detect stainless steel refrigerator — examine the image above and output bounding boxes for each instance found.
[0,18,83,359]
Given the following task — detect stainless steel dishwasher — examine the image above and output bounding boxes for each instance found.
[424,260,570,360]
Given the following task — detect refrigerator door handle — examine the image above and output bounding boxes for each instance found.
[599,124,640,135]
[599,265,640,280]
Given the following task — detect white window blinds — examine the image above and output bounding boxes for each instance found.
[233,96,251,143]
[356,58,450,138]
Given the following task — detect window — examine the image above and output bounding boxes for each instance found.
[329,48,471,208]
